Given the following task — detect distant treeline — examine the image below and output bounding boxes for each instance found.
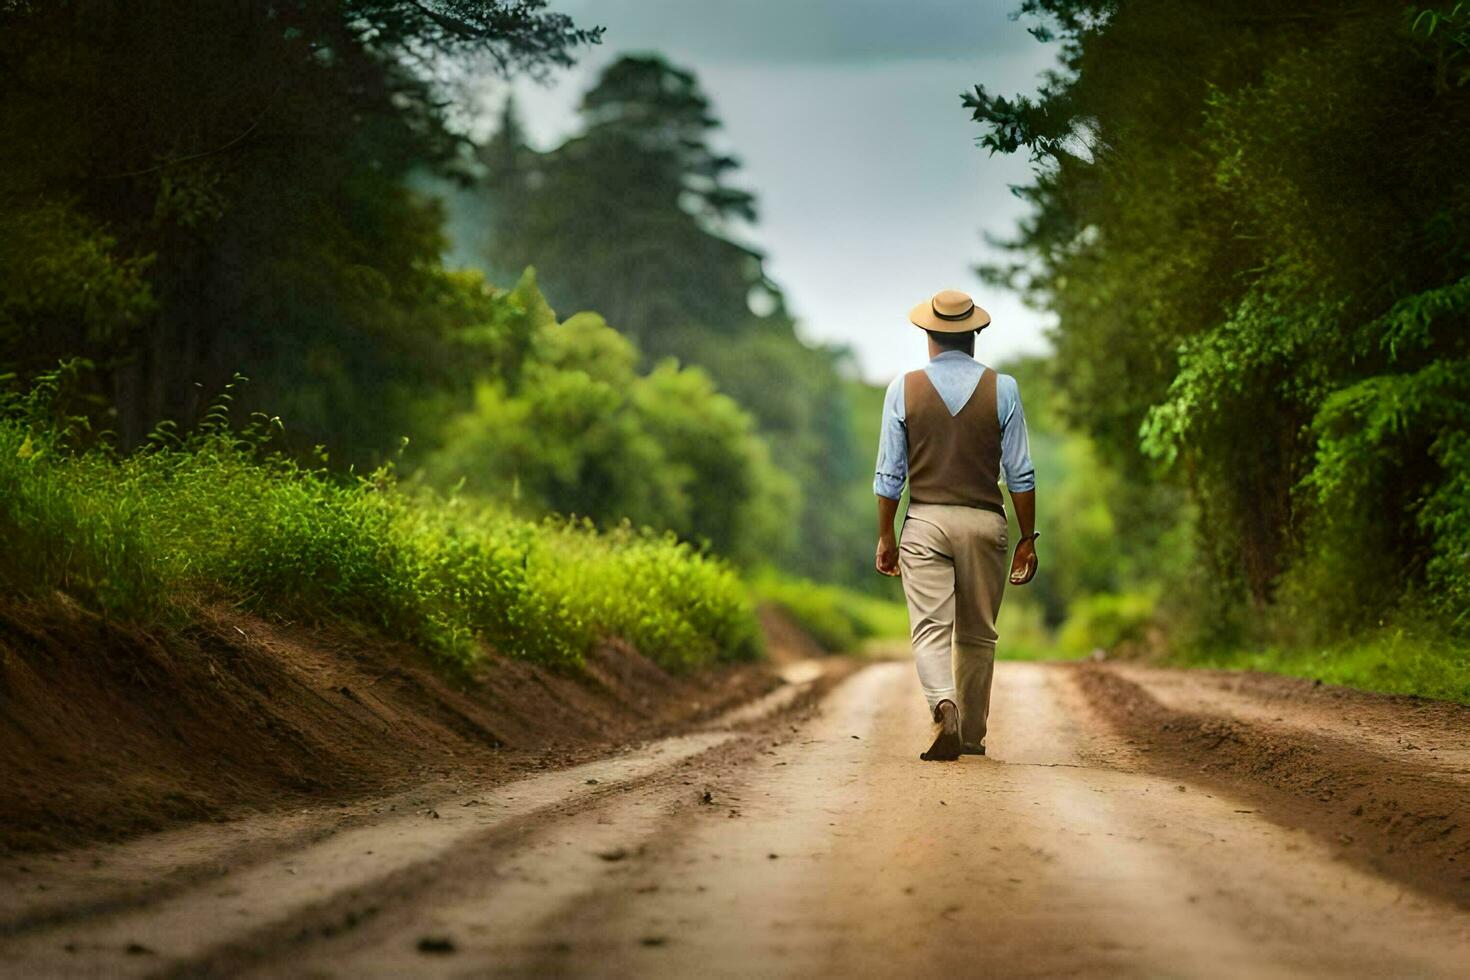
[0,3,881,590]
[968,0,1470,645]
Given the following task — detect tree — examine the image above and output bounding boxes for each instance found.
[0,1,600,462]
[425,285,792,563]
[966,0,1470,634]
[481,55,783,356]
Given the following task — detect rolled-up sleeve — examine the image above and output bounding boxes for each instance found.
[998,374,1035,492]
[873,376,907,500]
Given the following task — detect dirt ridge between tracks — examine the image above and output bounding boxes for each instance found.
[161,734,794,980]
[0,654,847,945]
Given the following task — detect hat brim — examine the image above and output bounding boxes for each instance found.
[909,300,992,333]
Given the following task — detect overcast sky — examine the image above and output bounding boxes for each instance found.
[497,0,1060,383]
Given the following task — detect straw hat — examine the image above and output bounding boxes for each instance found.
[909,289,992,333]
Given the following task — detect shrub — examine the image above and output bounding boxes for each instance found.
[0,380,759,672]
[750,570,908,653]
[1057,590,1158,657]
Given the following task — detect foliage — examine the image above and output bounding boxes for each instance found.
[987,355,1192,639]
[0,374,759,672]
[1412,1,1470,91]
[750,571,909,654]
[675,329,872,584]
[1180,626,1470,706]
[987,598,1059,663]
[0,202,156,371]
[475,55,777,350]
[969,1,1470,641]
[425,282,793,564]
[0,8,872,594]
[0,0,599,461]
[1056,590,1157,658]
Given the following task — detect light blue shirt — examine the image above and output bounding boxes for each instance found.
[874,351,1035,500]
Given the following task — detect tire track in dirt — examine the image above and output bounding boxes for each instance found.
[0,735,735,977]
[212,663,1470,978]
[3,659,1467,978]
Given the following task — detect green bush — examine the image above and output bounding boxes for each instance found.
[0,379,760,672]
[750,570,908,653]
[1057,590,1158,657]
[992,593,1061,662]
[424,297,795,569]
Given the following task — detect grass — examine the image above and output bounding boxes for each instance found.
[1174,630,1470,705]
[0,383,760,672]
[1037,587,1467,704]
[750,570,909,653]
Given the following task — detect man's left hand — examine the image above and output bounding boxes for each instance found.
[1009,538,1038,585]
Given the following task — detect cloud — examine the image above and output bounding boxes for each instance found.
[557,0,1042,64]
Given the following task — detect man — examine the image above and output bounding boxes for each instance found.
[874,289,1038,762]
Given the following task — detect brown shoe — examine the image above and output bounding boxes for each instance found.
[960,744,986,756]
[920,700,962,761]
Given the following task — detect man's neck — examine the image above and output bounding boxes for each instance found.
[929,332,976,358]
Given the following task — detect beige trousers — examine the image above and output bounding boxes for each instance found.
[898,503,1008,748]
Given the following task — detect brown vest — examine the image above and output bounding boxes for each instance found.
[904,367,1005,516]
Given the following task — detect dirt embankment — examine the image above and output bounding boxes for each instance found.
[1072,661,1470,908]
[756,603,830,662]
[0,597,787,854]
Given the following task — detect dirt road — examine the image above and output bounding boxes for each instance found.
[2,659,1467,978]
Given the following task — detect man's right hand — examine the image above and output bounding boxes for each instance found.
[1009,538,1038,585]
[875,535,900,577]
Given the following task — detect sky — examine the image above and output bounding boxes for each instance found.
[495,0,1061,383]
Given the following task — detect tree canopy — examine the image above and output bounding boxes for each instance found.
[1,16,883,588]
[968,0,1470,634]
[0,0,599,459]
[424,271,794,565]
[478,55,781,354]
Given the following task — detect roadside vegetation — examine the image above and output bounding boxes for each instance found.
[0,370,760,672]
[1180,630,1470,705]
[750,571,909,654]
